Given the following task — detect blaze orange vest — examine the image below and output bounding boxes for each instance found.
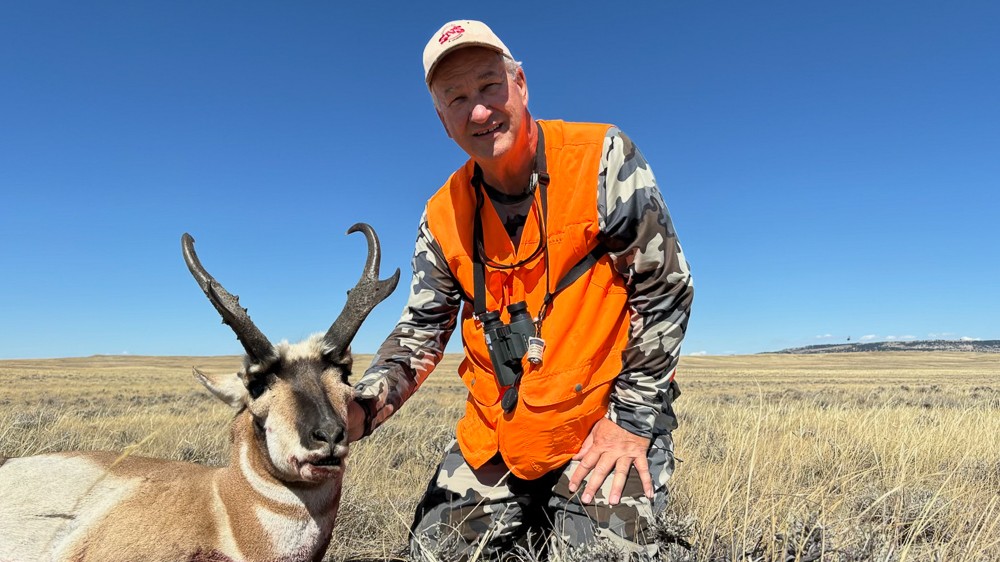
[426,120,631,480]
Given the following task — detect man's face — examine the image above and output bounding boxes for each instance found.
[430,47,529,165]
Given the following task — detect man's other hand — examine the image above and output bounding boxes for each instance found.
[567,417,652,505]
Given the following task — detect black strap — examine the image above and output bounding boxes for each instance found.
[472,206,487,317]
[555,244,604,294]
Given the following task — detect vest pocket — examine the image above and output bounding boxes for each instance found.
[460,357,501,407]
[518,355,620,407]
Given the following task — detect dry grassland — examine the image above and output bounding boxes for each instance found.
[1,352,998,561]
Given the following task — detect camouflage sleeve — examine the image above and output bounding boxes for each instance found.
[353,209,462,435]
[598,127,694,439]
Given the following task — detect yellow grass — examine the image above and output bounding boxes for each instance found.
[1,352,998,561]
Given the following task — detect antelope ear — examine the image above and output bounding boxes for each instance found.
[193,367,248,409]
[323,344,353,373]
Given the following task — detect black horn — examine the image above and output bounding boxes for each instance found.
[322,223,400,362]
[181,233,278,366]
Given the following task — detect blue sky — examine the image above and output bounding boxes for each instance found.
[2,1,997,359]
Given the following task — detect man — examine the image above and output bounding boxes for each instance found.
[348,20,693,560]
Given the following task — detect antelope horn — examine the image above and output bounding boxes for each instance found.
[322,223,400,361]
[181,233,278,366]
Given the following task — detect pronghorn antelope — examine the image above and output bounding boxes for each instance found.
[0,224,399,562]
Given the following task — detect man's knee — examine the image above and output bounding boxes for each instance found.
[410,442,522,560]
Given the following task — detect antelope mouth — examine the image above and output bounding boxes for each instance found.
[296,452,347,482]
[309,455,342,468]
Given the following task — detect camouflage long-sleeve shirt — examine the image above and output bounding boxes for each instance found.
[355,127,694,440]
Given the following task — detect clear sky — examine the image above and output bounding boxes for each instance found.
[2,1,997,359]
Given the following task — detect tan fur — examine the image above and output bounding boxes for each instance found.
[0,348,350,562]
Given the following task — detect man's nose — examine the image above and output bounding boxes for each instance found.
[470,101,491,124]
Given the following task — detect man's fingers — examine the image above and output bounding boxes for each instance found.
[568,433,596,492]
[346,400,366,443]
[568,418,655,503]
[581,454,615,504]
[608,457,632,505]
[635,454,654,498]
[567,453,596,493]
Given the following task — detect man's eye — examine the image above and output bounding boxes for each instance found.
[448,96,466,107]
[482,83,501,92]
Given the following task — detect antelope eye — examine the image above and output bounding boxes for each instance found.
[247,377,268,399]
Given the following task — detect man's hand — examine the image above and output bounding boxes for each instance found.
[347,400,366,443]
[567,417,652,505]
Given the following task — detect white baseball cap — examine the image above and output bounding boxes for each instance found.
[423,20,513,85]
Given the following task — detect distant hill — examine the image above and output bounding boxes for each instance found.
[774,339,1000,354]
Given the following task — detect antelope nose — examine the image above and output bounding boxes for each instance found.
[311,426,345,445]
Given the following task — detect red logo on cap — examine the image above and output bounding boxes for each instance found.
[438,24,465,44]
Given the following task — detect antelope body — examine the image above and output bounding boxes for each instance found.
[0,224,398,562]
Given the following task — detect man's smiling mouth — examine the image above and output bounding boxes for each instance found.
[473,123,502,136]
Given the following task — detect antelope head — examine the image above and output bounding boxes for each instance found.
[181,224,399,484]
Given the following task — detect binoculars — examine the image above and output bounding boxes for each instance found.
[481,301,547,412]
[481,301,535,388]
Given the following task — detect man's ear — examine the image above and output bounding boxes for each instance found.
[516,67,528,107]
[435,107,453,139]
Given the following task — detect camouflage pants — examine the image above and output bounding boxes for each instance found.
[409,434,674,561]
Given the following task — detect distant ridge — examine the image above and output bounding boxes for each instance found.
[774,339,1000,354]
